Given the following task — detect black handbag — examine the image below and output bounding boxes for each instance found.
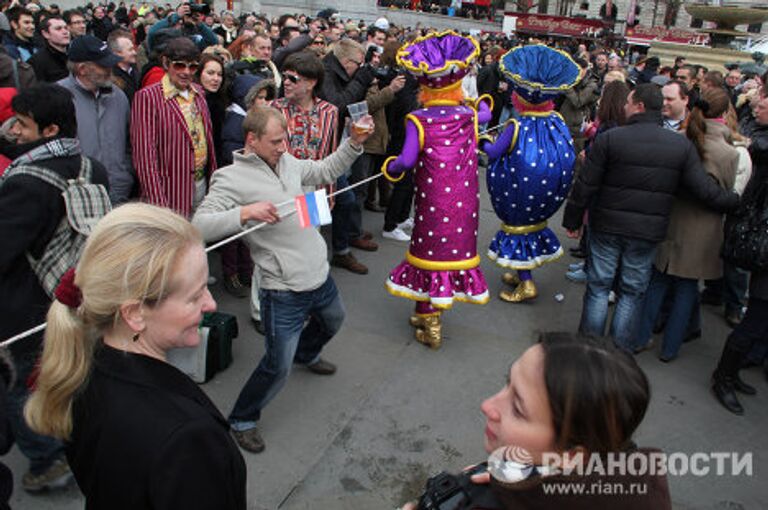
[722,179,768,272]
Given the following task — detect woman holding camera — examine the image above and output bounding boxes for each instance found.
[24,204,246,510]
[404,332,671,509]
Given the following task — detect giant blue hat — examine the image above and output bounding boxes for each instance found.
[499,45,581,104]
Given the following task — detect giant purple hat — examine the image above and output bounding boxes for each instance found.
[396,31,480,89]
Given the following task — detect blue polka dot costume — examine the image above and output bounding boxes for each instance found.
[480,45,581,301]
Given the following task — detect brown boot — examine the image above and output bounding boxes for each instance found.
[499,280,538,303]
[331,253,368,274]
[414,314,442,349]
[501,272,521,286]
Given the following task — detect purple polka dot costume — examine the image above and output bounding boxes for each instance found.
[382,31,491,310]
[387,105,489,308]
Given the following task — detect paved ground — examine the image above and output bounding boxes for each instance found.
[4,185,765,510]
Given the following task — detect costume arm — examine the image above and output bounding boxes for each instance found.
[130,90,168,208]
[481,120,518,160]
[475,93,493,125]
[382,119,420,179]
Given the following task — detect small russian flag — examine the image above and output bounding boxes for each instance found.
[295,188,333,228]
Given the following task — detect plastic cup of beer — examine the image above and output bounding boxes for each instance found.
[349,101,372,134]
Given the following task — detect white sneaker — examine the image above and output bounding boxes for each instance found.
[397,218,415,232]
[383,227,411,242]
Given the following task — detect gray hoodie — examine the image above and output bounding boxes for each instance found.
[192,139,362,292]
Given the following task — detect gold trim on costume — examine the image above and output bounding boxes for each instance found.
[406,251,481,270]
[405,113,425,151]
[501,221,547,234]
[476,93,494,114]
[423,100,461,107]
[522,110,566,121]
[381,156,405,183]
[396,30,481,78]
[506,118,520,153]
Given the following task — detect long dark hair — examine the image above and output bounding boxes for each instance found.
[686,86,730,161]
[596,80,630,128]
[539,332,650,454]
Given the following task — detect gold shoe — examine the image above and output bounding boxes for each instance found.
[499,280,538,303]
[414,314,442,349]
[501,272,521,287]
[409,315,423,328]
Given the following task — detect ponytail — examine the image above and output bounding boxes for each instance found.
[24,300,97,439]
[23,203,202,441]
[685,105,707,161]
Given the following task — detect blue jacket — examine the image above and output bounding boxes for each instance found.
[2,33,36,62]
[220,104,246,166]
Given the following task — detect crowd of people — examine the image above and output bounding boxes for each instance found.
[0,0,765,509]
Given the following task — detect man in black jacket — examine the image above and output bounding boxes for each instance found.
[0,84,109,493]
[318,38,378,274]
[562,84,739,352]
[28,15,70,82]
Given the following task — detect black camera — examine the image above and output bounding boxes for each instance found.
[416,464,501,510]
[189,3,210,15]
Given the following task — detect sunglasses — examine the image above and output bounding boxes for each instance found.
[312,39,325,45]
[170,60,200,72]
[283,73,301,84]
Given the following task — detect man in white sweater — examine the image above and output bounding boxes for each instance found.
[192,106,372,453]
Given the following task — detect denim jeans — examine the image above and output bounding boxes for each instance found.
[579,231,657,351]
[229,276,345,427]
[634,269,700,359]
[331,174,357,255]
[7,351,64,474]
[348,154,381,240]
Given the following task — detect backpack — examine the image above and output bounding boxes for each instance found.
[4,156,111,297]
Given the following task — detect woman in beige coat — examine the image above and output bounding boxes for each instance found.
[634,87,738,362]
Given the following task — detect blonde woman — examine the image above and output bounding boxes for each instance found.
[25,204,246,510]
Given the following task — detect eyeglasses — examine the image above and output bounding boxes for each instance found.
[348,59,362,67]
[283,73,301,84]
[170,60,200,72]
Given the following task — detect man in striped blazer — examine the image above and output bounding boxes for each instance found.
[131,36,217,218]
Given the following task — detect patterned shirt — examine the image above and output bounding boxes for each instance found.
[271,97,338,160]
[162,74,208,180]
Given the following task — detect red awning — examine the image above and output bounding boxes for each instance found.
[625,25,710,46]
[505,12,605,38]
